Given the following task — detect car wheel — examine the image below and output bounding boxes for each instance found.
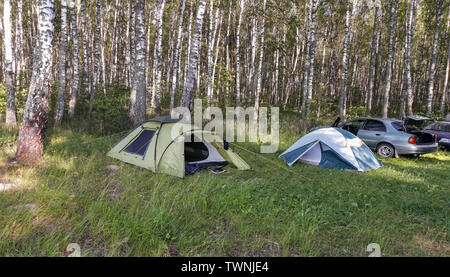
[377,143,395,158]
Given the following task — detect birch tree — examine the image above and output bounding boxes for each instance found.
[403,0,416,117]
[129,0,147,125]
[54,0,68,125]
[253,0,267,122]
[16,0,24,83]
[441,21,450,115]
[183,5,194,91]
[302,0,319,119]
[426,0,444,114]
[338,0,352,119]
[88,0,102,117]
[365,3,380,117]
[170,0,186,111]
[16,0,55,162]
[382,0,397,118]
[150,0,166,115]
[68,0,79,118]
[181,0,207,109]
[206,0,220,103]
[235,0,245,107]
[3,0,17,128]
[80,0,89,95]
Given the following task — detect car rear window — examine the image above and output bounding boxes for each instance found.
[391,121,404,131]
[436,123,450,132]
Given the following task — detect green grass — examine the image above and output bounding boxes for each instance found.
[0,117,449,257]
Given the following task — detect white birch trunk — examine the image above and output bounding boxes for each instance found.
[170,0,186,110]
[16,0,55,162]
[54,0,68,125]
[183,5,194,90]
[3,0,17,128]
[151,0,166,115]
[68,0,79,118]
[426,0,444,114]
[88,0,102,116]
[129,0,147,125]
[365,5,380,117]
[440,20,450,115]
[404,0,416,116]
[253,0,266,122]
[181,0,207,109]
[235,0,245,106]
[338,0,353,119]
[382,0,397,118]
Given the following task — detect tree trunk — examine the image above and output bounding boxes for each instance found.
[301,0,312,115]
[170,0,186,111]
[253,0,266,122]
[303,0,319,119]
[183,5,194,92]
[382,0,397,118]
[426,0,444,114]
[181,0,207,109]
[210,10,222,103]
[338,0,352,119]
[15,0,24,86]
[68,0,79,118]
[54,0,68,125]
[440,20,450,115]
[150,0,166,115]
[16,0,55,163]
[81,0,89,96]
[88,0,102,117]
[206,0,216,102]
[235,0,245,107]
[3,0,17,128]
[365,5,379,117]
[248,14,258,102]
[404,0,416,117]
[129,0,147,125]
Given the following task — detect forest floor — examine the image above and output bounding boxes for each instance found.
[0,116,449,256]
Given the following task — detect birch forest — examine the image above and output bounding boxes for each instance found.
[0,0,449,161]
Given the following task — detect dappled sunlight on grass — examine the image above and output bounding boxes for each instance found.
[0,118,449,256]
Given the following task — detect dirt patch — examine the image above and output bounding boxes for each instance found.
[106,183,124,201]
[412,234,450,256]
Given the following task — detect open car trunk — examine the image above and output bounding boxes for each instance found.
[403,116,436,145]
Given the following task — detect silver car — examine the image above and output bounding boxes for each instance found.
[336,116,438,158]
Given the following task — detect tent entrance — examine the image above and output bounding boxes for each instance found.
[299,142,322,165]
[184,142,209,162]
[184,136,228,174]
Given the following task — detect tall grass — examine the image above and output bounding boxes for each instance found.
[0,115,448,256]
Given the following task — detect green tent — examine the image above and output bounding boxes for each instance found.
[107,116,251,178]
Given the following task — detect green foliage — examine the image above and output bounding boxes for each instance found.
[90,84,131,134]
[0,83,28,119]
[0,84,6,116]
[347,105,367,119]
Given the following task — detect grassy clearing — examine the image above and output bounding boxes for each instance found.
[0,117,449,257]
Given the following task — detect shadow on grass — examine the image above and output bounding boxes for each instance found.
[1,120,449,256]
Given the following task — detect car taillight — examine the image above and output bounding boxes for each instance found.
[435,136,438,143]
[408,136,417,144]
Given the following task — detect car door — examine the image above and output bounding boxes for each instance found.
[340,119,365,135]
[357,119,387,148]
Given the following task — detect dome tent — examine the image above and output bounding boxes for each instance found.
[279,128,382,172]
[107,116,250,178]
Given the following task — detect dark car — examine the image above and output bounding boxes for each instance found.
[423,121,450,150]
